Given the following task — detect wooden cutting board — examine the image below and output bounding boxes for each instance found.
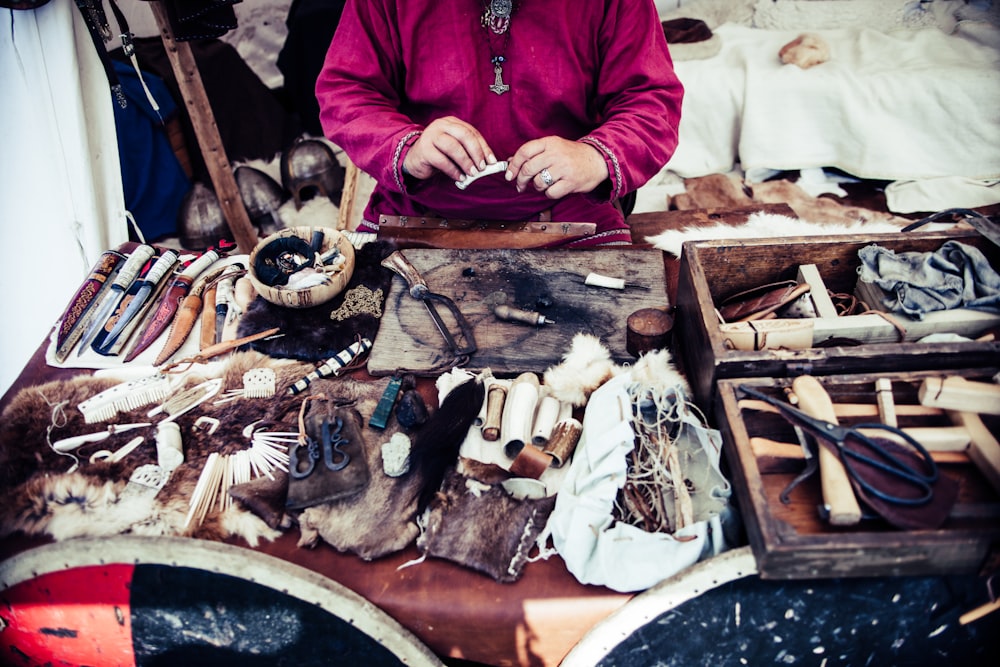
[368,248,669,376]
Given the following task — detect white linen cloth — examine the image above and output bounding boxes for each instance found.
[541,371,729,593]
[666,22,1000,184]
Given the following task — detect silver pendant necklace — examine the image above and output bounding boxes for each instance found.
[481,0,517,95]
[489,56,509,96]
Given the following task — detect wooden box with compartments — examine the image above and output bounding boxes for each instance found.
[716,369,1000,580]
[673,228,1000,413]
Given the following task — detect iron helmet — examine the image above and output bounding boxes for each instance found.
[280,137,345,210]
[234,165,288,237]
[177,182,230,251]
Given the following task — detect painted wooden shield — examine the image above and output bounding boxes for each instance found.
[562,547,1000,666]
[0,536,442,666]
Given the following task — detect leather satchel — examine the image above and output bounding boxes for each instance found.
[416,468,556,583]
[718,280,812,323]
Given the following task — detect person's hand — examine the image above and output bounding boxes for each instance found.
[505,137,609,199]
[402,116,497,182]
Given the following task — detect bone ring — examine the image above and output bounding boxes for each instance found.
[539,168,554,187]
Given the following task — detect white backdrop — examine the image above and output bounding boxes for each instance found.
[0,2,127,397]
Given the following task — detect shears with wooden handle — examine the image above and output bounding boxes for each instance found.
[790,375,864,526]
[741,378,941,524]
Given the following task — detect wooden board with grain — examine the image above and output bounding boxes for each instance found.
[368,248,669,376]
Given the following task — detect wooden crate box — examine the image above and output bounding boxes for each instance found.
[716,370,1000,580]
[674,229,1000,412]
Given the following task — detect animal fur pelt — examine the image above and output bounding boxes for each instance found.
[0,351,312,546]
[542,334,621,407]
[238,239,399,361]
[296,375,457,560]
[779,33,831,69]
[647,212,905,258]
[408,376,486,514]
[661,18,722,61]
[669,173,753,211]
[668,175,911,228]
[1,346,486,562]
[417,468,556,583]
[748,180,911,227]
[629,348,691,401]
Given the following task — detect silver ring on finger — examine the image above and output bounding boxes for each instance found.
[539,168,554,188]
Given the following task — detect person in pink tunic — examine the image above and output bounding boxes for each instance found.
[315,0,683,246]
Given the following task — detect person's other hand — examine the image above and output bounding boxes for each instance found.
[506,137,609,198]
[402,116,497,182]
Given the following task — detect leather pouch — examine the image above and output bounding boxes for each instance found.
[718,280,812,323]
[286,404,370,510]
[417,468,555,583]
[229,470,289,529]
[719,319,814,351]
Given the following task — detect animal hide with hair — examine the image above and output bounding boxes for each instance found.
[0,352,311,546]
[647,211,905,258]
[417,467,557,583]
[409,377,485,513]
[2,348,476,561]
[238,240,398,361]
[296,375,428,560]
[748,180,910,227]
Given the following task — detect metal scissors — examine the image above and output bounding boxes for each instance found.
[738,385,939,507]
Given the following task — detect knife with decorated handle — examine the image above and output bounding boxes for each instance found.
[104,260,181,358]
[53,248,127,362]
[152,264,229,367]
[77,243,156,356]
[96,249,180,355]
[122,248,222,363]
[200,263,244,349]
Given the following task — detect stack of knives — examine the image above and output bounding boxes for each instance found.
[53,242,232,365]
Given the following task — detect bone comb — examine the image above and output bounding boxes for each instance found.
[78,374,174,424]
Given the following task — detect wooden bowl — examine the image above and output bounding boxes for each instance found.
[248,226,355,308]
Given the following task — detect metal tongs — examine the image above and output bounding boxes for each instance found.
[382,250,477,364]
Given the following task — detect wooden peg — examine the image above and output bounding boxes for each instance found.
[919,376,1000,416]
[875,378,898,428]
[948,410,1000,495]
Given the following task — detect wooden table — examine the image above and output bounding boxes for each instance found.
[0,297,635,667]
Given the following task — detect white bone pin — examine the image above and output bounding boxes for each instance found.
[455,160,508,190]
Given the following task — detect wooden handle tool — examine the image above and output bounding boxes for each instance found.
[791,375,863,526]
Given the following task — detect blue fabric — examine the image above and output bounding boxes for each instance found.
[112,60,191,242]
[857,241,1000,319]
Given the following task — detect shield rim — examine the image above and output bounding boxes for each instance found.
[0,535,444,667]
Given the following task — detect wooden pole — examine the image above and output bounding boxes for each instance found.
[148,1,258,254]
[337,161,360,231]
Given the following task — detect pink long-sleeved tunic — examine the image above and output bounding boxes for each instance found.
[316,0,682,245]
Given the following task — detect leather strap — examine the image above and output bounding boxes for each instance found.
[377,212,599,235]
[510,444,553,480]
[375,214,597,249]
